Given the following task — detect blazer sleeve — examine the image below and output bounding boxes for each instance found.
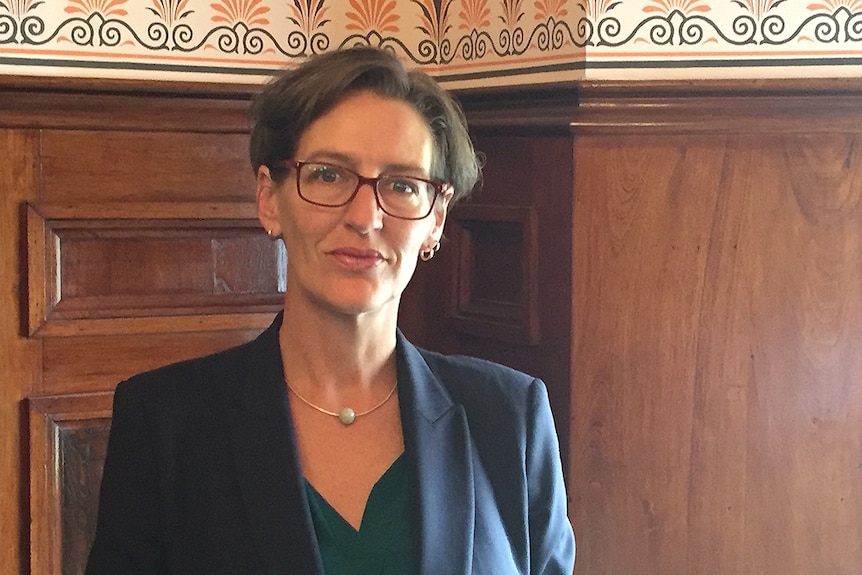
[86,380,169,575]
[526,378,576,574]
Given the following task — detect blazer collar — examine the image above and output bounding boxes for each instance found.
[226,315,475,575]
[227,313,324,575]
[396,332,475,575]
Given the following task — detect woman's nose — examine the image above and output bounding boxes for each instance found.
[344,182,384,233]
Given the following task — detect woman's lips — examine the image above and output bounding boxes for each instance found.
[327,247,385,270]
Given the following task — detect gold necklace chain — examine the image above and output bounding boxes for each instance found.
[286,381,398,426]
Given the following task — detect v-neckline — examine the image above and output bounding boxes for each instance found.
[304,452,406,535]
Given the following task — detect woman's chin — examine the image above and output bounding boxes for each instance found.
[315,292,400,320]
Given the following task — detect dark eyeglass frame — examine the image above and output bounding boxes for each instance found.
[273,159,448,221]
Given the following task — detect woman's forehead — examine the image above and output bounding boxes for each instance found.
[294,91,434,172]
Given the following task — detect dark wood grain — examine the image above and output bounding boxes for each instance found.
[569,130,862,574]
[60,420,111,575]
[40,131,253,204]
[26,202,284,335]
[407,133,575,475]
[29,394,113,575]
[447,204,539,344]
[1,84,271,575]
[1,129,42,575]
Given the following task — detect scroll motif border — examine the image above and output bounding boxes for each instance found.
[3,1,862,84]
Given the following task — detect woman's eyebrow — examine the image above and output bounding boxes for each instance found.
[301,150,354,165]
[301,151,427,176]
[382,163,427,176]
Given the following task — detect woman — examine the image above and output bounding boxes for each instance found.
[86,47,575,574]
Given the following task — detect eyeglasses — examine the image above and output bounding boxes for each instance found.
[274,160,448,221]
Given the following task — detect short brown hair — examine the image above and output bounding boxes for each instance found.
[248,47,481,203]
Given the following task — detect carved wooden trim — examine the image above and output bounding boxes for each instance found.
[6,76,862,134]
[572,79,862,135]
[29,392,114,575]
[447,204,540,345]
[26,202,283,337]
[463,78,862,135]
[458,85,581,135]
[0,81,251,132]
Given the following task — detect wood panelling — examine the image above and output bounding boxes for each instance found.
[414,132,574,473]
[38,330,266,396]
[0,82,265,575]
[28,393,113,575]
[1,82,576,575]
[571,80,862,135]
[1,128,42,575]
[39,131,252,203]
[569,91,862,574]
[10,76,862,575]
[0,81,251,132]
[447,204,539,344]
[26,202,283,336]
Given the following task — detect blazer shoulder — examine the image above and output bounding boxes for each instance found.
[125,337,249,383]
[415,346,540,411]
[418,347,535,383]
[115,327,272,407]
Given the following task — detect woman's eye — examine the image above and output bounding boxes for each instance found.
[388,179,420,195]
[309,165,342,184]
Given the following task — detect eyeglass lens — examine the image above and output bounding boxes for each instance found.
[296,162,436,219]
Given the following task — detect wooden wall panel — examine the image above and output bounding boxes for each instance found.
[11,77,862,575]
[29,394,113,575]
[39,131,252,203]
[4,84,576,575]
[569,96,862,574]
[0,83,265,575]
[447,204,539,344]
[404,132,574,472]
[38,330,264,396]
[26,202,283,337]
[1,129,42,575]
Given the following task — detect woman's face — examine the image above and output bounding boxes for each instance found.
[257,90,451,320]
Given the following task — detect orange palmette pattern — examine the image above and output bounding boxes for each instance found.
[2,0,862,82]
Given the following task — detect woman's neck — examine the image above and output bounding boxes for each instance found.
[277,293,399,395]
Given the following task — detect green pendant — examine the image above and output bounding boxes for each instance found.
[338,407,356,425]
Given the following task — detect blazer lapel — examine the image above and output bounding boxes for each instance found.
[227,315,324,575]
[397,332,475,575]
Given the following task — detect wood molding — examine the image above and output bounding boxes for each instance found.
[572,78,862,135]
[457,85,580,135]
[0,74,258,96]
[458,78,862,134]
[6,75,862,134]
[0,79,252,132]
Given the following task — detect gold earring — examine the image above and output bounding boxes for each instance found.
[419,241,440,262]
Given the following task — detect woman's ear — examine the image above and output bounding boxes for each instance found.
[429,185,454,243]
[256,166,281,236]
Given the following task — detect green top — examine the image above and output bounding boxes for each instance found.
[304,454,416,575]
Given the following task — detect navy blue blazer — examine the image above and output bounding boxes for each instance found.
[86,313,575,574]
